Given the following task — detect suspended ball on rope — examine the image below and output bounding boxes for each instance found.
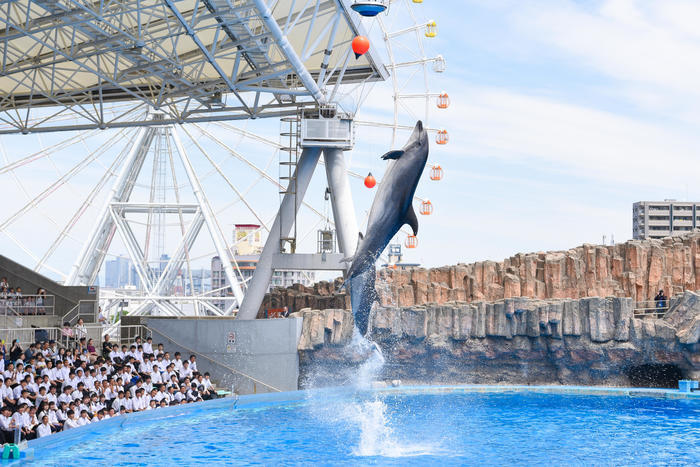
[364,172,377,188]
[352,36,370,59]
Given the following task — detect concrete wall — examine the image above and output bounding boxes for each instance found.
[0,255,98,320]
[143,317,303,395]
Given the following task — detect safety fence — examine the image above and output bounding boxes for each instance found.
[633,300,670,319]
[0,294,54,316]
[0,324,150,350]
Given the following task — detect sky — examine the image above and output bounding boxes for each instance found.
[2,0,700,282]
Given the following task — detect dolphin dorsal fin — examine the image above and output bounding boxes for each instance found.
[381,150,404,160]
[405,205,419,236]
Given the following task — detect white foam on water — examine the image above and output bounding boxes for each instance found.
[345,398,437,458]
[350,329,385,389]
[335,331,438,458]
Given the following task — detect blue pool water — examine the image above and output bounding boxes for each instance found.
[29,387,700,465]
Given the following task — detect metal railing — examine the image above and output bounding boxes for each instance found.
[633,300,670,319]
[0,294,54,316]
[0,323,153,354]
[61,299,98,326]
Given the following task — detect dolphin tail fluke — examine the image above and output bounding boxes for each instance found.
[405,204,419,235]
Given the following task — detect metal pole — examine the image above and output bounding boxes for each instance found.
[322,148,359,260]
[238,147,322,320]
[170,127,246,310]
[252,0,326,104]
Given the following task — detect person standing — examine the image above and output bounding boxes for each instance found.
[654,289,668,310]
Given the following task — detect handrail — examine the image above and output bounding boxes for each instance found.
[633,299,670,318]
[61,299,98,325]
[0,294,55,317]
[149,326,282,393]
[61,302,80,324]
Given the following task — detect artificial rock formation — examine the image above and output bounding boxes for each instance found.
[263,232,700,314]
[296,292,700,387]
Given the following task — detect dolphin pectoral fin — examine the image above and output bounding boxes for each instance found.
[405,204,419,235]
[381,150,405,160]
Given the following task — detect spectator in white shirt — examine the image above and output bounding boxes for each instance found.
[154,355,167,373]
[111,391,127,412]
[180,361,193,381]
[188,355,198,373]
[77,410,91,426]
[74,318,88,341]
[143,337,153,356]
[0,407,13,443]
[63,410,79,430]
[37,415,52,438]
[172,353,184,373]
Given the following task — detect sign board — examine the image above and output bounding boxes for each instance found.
[87,286,97,295]
[225,331,236,353]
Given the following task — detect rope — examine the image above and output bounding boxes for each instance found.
[146,325,282,393]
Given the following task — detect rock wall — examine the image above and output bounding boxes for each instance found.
[295,292,700,388]
[262,232,700,314]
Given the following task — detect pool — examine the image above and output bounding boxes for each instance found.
[28,386,700,465]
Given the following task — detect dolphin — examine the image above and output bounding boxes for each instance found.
[344,120,429,335]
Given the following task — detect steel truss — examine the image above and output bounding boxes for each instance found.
[67,114,244,316]
[0,0,386,134]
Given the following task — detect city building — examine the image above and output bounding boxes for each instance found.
[104,255,138,288]
[211,222,316,309]
[211,255,315,303]
[234,224,263,255]
[633,200,700,240]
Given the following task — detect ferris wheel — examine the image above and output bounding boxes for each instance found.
[0,0,449,322]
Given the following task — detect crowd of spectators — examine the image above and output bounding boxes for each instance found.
[0,333,217,442]
[0,277,49,315]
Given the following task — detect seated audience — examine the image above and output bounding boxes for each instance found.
[0,334,217,442]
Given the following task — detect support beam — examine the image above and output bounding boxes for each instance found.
[171,127,246,310]
[271,253,346,271]
[323,148,359,259]
[238,147,323,319]
[66,126,155,285]
[252,0,326,104]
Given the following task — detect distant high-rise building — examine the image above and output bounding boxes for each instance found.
[633,200,700,240]
[104,255,138,288]
[211,253,315,310]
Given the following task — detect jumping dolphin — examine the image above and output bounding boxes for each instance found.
[344,120,430,335]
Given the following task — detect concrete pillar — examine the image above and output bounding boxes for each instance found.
[323,148,359,259]
[237,147,322,320]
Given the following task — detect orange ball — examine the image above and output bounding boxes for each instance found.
[364,172,376,188]
[352,36,370,58]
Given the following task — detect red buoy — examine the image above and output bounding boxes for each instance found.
[364,172,376,188]
[352,36,370,59]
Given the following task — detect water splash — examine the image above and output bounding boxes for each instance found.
[349,328,385,389]
[308,329,438,458]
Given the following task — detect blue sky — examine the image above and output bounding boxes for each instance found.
[2,0,700,280]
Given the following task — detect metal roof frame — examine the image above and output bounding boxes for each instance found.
[0,0,387,133]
